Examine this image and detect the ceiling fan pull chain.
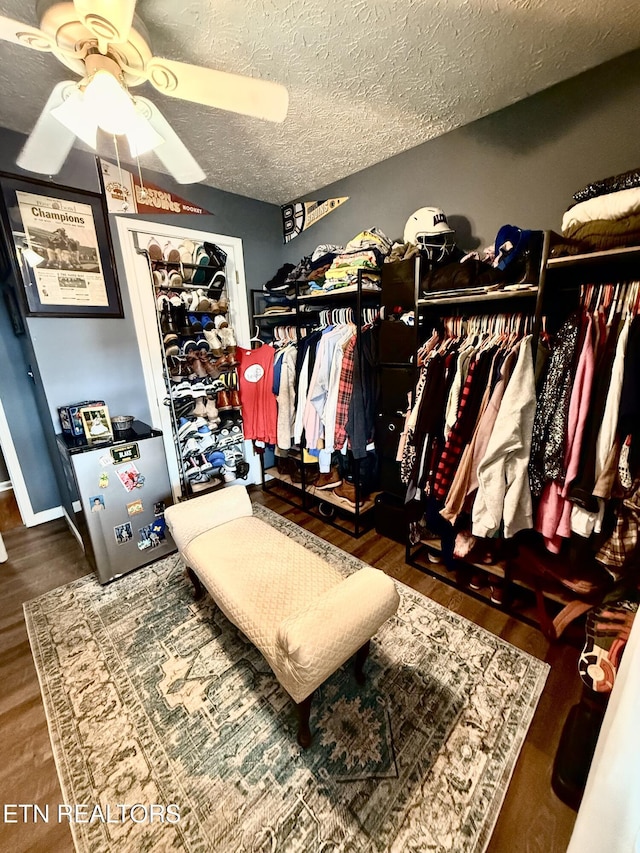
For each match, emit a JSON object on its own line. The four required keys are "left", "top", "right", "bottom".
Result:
{"left": 135, "top": 153, "right": 148, "bottom": 202}
{"left": 112, "top": 134, "right": 129, "bottom": 212}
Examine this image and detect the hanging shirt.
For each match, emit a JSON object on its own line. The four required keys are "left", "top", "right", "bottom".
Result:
{"left": 237, "top": 345, "right": 278, "bottom": 444}
{"left": 472, "top": 336, "right": 536, "bottom": 539}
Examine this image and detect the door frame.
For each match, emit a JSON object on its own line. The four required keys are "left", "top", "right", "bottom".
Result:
{"left": 0, "top": 398, "right": 65, "bottom": 526}
{"left": 114, "top": 217, "right": 257, "bottom": 499}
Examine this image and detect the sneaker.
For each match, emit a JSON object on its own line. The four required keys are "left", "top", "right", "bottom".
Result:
{"left": 185, "top": 457, "right": 201, "bottom": 478}
{"left": 178, "top": 417, "right": 198, "bottom": 439}
{"left": 172, "top": 380, "right": 193, "bottom": 398}
{"left": 221, "top": 465, "right": 236, "bottom": 483}
{"left": 192, "top": 245, "right": 210, "bottom": 286}
{"left": 188, "top": 314, "right": 203, "bottom": 333}
{"left": 198, "top": 453, "right": 213, "bottom": 471}
{"left": 190, "top": 381, "right": 207, "bottom": 398}
{"left": 207, "top": 450, "right": 226, "bottom": 469}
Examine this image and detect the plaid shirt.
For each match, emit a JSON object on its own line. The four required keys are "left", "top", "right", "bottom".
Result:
{"left": 597, "top": 480, "right": 640, "bottom": 575}
{"left": 334, "top": 336, "right": 356, "bottom": 451}
{"left": 433, "top": 358, "right": 478, "bottom": 500}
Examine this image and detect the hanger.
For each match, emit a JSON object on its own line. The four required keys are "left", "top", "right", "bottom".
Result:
{"left": 249, "top": 326, "right": 264, "bottom": 347}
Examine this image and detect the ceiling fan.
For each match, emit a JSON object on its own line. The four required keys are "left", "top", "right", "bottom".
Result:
{"left": 0, "top": 0, "right": 289, "bottom": 183}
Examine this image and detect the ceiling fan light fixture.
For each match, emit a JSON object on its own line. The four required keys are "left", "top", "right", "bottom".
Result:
{"left": 84, "top": 68, "right": 138, "bottom": 136}
{"left": 126, "top": 111, "right": 165, "bottom": 157}
{"left": 50, "top": 87, "right": 99, "bottom": 149}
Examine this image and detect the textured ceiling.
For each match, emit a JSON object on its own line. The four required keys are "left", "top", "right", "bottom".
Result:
{"left": 1, "top": 0, "right": 640, "bottom": 203}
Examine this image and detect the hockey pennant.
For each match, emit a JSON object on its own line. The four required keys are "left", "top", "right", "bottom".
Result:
{"left": 99, "top": 159, "right": 212, "bottom": 216}
{"left": 281, "top": 197, "right": 348, "bottom": 243}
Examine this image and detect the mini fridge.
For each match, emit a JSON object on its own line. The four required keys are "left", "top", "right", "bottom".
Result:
{"left": 56, "top": 421, "right": 176, "bottom": 583}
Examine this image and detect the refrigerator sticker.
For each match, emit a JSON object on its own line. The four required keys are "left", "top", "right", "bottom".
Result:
{"left": 115, "top": 463, "right": 144, "bottom": 492}
{"left": 99, "top": 472, "right": 109, "bottom": 488}
{"left": 114, "top": 522, "right": 133, "bottom": 544}
{"left": 153, "top": 501, "right": 166, "bottom": 516}
{"left": 90, "top": 495, "right": 105, "bottom": 512}
{"left": 126, "top": 499, "right": 144, "bottom": 516}
{"left": 99, "top": 454, "right": 113, "bottom": 467}
{"left": 111, "top": 443, "right": 140, "bottom": 464}
{"left": 138, "top": 518, "right": 166, "bottom": 550}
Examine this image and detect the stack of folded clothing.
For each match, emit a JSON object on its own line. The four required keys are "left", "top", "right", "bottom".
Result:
{"left": 315, "top": 228, "right": 392, "bottom": 293}
{"left": 562, "top": 168, "right": 640, "bottom": 251}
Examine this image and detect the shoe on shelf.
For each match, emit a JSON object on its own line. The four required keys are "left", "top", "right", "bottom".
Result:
{"left": 188, "top": 314, "right": 203, "bottom": 333}
{"left": 203, "top": 328, "right": 224, "bottom": 356}
{"left": 334, "top": 480, "right": 365, "bottom": 507}
{"left": 163, "top": 334, "right": 180, "bottom": 357}
{"left": 468, "top": 572, "right": 486, "bottom": 591}
{"left": 217, "top": 390, "right": 232, "bottom": 411}
{"left": 315, "top": 467, "right": 342, "bottom": 490}
{"left": 192, "top": 398, "right": 207, "bottom": 419}
{"left": 178, "top": 417, "right": 198, "bottom": 439}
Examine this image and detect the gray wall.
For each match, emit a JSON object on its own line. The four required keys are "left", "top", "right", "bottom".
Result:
{"left": 280, "top": 49, "right": 640, "bottom": 263}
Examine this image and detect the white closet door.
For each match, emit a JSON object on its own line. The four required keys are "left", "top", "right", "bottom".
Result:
{"left": 114, "top": 217, "right": 259, "bottom": 499}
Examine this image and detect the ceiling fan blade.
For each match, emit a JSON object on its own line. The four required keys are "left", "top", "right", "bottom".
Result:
{"left": 146, "top": 57, "right": 289, "bottom": 123}
{"left": 0, "top": 14, "right": 55, "bottom": 52}
{"left": 134, "top": 97, "right": 206, "bottom": 185}
{"left": 16, "top": 82, "right": 79, "bottom": 175}
{"left": 73, "top": 0, "right": 137, "bottom": 46}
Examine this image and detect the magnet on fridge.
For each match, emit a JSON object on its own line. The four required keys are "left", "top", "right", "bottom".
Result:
{"left": 99, "top": 472, "right": 109, "bottom": 488}
{"left": 114, "top": 522, "right": 133, "bottom": 544}
{"left": 90, "top": 495, "right": 105, "bottom": 512}
{"left": 127, "top": 499, "right": 144, "bottom": 516}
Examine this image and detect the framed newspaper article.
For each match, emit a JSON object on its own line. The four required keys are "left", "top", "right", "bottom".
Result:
{"left": 0, "top": 173, "right": 123, "bottom": 318}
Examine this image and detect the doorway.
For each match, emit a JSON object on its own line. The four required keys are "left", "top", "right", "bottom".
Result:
{"left": 114, "top": 218, "right": 260, "bottom": 499}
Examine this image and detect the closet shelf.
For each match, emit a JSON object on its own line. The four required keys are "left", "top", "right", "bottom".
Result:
{"left": 418, "top": 285, "right": 538, "bottom": 307}
{"left": 297, "top": 284, "right": 381, "bottom": 302}
{"left": 253, "top": 309, "right": 320, "bottom": 319}
{"left": 141, "top": 251, "right": 227, "bottom": 273}
{"left": 155, "top": 282, "right": 225, "bottom": 294}
{"left": 547, "top": 244, "right": 640, "bottom": 269}
{"left": 264, "top": 467, "right": 378, "bottom": 514}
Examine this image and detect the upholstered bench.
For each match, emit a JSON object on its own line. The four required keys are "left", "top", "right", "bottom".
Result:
{"left": 164, "top": 485, "right": 399, "bottom": 746}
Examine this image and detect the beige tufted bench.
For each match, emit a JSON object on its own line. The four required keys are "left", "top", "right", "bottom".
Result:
{"left": 164, "top": 485, "right": 399, "bottom": 746}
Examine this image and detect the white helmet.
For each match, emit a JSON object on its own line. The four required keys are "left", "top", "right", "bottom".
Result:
{"left": 404, "top": 207, "right": 456, "bottom": 263}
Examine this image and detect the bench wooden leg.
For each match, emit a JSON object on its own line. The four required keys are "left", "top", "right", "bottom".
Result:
{"left": 354, "top": 640, "right": 371, "bottom": 685}
{"left": 296, "top": 693, "right": 314, "bottom": 748}
{"left": 186, "top": 567, "right": 205, "bottom": 600}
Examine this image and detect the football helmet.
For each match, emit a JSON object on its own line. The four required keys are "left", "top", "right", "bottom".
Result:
{"left": 404, "top": 207, "right": 457, "bottom": 264}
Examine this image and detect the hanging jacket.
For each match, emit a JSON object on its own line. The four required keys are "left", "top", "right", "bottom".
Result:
{"left": 472, "top": 336, "right": 536, "bottom": 539}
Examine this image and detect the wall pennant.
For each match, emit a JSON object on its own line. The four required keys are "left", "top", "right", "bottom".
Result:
{"left": 281, "top": 198, "right": 348, "bottom": 243}
{"left": 99, "top": 159, "right": 212, "bottom": 216}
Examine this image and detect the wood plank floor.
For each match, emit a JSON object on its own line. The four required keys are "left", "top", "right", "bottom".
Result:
{"left": 0, "top": 487, "right": 583, "bottom": 852}
{"left": 0, "top": 488, "right": 23, "bottom": 533}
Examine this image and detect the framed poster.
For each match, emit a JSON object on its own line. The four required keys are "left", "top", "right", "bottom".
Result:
{"left": 0, "top": 173, "right": 123, "bottom": 318}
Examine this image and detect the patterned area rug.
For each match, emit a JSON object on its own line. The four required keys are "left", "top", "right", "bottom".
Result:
{"left": 25, "top": 505, "right": 549, "bottom": 852}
